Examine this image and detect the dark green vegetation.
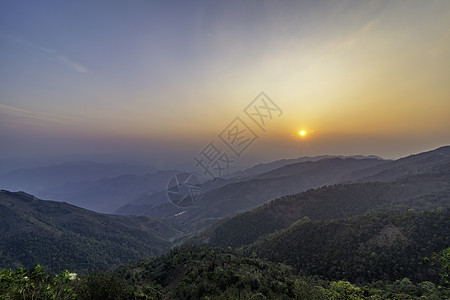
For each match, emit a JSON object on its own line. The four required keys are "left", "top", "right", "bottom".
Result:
{"left": 0, "top": 265, "right": 136, "bottom": 300}
{"left": 117, "top": 246, "right": 450, "bottom": 299}
{"left": 432, "top": 247, "right": 450, "bottom": 285}
{"left": 2, "top": 248, "right": 449, "bottom": 299}
{"left": 248, "top": 209, "right": 450, "bottom": 283}
{"left": 201, "top": 159, "right": 450, "bottom": 248}
{"left": 0, "top": 190, "right": 181, "bottom": 273}
{"left": 115, "top": 246, "right": 450, "bottom": 299}
{"left": 0, "top": 265, "right": 78, "bottom": 300}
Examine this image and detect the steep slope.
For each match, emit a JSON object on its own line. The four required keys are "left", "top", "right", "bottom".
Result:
{"left": 201, "top": 162, "right": 450, "bottom": 248}
{"left": 117, "top": 246, "right": 313, "bottom": 299}
{"left": 0, "top": 190, "right": 181, "bottom": 273}
{"left": 247, "top": 209, "right": 450, "bottom": 283}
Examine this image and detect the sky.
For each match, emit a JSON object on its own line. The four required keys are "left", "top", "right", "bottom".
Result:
{"left": 1, "top": 0, "right": 450, "bottom": 171}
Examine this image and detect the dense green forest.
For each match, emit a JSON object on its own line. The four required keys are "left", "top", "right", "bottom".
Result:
{"left": 2, "top": 196, "right": 449, "bottom": 298}
{"left": 1, "top": 198, "right": 450, "bottom": 298}
{"left": 0, "top": 190, "right": 180, "bottom": 273}
{"left": 2, "top": 246, "right": 449, "bottom": 299}
{"left": 247, "top": 209, "right": 450, "bottom": 283}
{"left": 203, "top": 167, "right": 450, "bottom": 248}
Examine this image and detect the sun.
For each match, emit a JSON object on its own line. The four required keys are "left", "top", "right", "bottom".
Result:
{"left": 292, "top": 128, "right": 312, "bottom": 142}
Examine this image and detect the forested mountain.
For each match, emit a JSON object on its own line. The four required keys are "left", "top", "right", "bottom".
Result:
{"left": 1, "top": 147, "right": 450, "bottom": 299}
{"left": 248, "top": 209, "right": 450, "bottom": 283}
{"left": 113, "top": 245, "right": 449, "bottom": 299}
{"left": 0, "top": 190, "right": 181, "bottom": 273}
{"left": 117, "top": 146, "right": 450, "bottom": 238}
{"left": 194, "top": 151, "right": 450, "bottom": 247}
{"left": 5, "top": 246, "right": 448, "bottom": 299}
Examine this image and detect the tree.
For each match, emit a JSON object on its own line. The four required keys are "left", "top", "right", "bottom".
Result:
{"left": 325, "top": 281, "right": 363, "bottom": 300}
{"left": 0, "top": 265, "right": 77, "bottom": 300}
{"left": 432, "top": 247, "right": 450, "bottom": 286}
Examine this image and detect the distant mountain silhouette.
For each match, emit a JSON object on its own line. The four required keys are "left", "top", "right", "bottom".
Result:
{"left": 226, "top": 154, "right": 384, "bottom": 179}
{"left": 343, "top": 145, "right": 450, "bottom": 182}
{"left": 0, "top": 161, "right": 156, "bottom": 194}
{"left": 39, "top": 170, "right": 180, "bottom": 213}
{"left": 118, "top": 157, "right": 386, "bottom": 234}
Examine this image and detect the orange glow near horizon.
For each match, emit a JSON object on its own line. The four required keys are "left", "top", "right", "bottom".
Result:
{"left": 1, "top": 1, "right": 449, "bottom": 160}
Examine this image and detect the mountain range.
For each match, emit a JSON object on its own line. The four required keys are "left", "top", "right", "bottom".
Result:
{"left": 0, "top": 189, "right": 180, "bottom": 273}
{"left": 118, "top": 146, "right": 450, "bottom": 238}
{"left": 195, "top": 146, "right": 450, "bottom": 247}
{"left": 117, "top": 157, "right": 387, "bottom": 233}
{"left": 1, "top": 145, "right": 449, "bottom": 282}
{"left": 0, "top": 162, "right": 179, "bottom": 213}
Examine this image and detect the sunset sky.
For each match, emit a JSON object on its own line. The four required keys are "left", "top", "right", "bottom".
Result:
{"left": 1, "top": 0, "right": 450, "bottom": 170}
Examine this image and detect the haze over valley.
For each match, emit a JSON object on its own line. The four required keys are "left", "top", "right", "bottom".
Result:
{"left": 1, "top": 1, "right": 450, "bottom": 299}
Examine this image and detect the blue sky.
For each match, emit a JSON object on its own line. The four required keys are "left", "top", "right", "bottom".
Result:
{"left": 1, "top": 0, "right": 450, "bottom": 168}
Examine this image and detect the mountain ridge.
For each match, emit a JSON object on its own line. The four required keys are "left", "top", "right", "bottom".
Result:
{"left": 196, "top": 149, "right": 450, "bottom": 248}
{"left": 117, "top": 157, "right": 387, "bottom": 234}
{"left": 0, "top": 190, "right": 181, "bottom": 273}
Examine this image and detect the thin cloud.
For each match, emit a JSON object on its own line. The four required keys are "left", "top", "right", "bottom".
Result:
{"left": 0, "top": 103, "right": 82, "bottom": 126}
{"left": 14, "top": 38, "right": 89, "bottom": 73}
{"left": 54, "top": 54, "right": 88, "bottom": 73}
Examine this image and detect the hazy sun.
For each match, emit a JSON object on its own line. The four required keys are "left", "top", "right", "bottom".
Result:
{"left": 298, "top": 130, "right": 306, "bottom": 137}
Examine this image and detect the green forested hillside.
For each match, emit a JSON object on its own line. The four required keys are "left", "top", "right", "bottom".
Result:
{"left": 2, "top": 246, "right": 449, "bottom": 299}
{"left": 114, "top": 246, "right": 449, "bottom": 299}
{"left": 247, "top": 209, "right": 450, "bottom": 283}
{"left": 0, "top": 190, "right": 181, "bottom": 273}
{"left": 202, "top": 165, "right": 450, "bottom": 248}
